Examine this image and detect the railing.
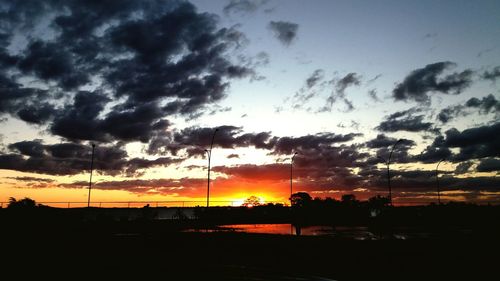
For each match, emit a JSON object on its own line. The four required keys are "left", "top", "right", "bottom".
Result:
{"left": 0, "top": 200, "right": 286, "bottom": 208}
{"left": 1, "top": 200, "right": 498, "bottom": 208}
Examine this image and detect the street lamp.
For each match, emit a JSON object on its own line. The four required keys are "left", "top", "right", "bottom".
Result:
{"left": 378, "top": 139, "right": 403, "bottom": 206}
{"left": 205, "top": 128, "right": 218, "bottom": 208}
{"left": 436, "top": 158, "right": 445, "bottom": 205}
{"left": 290, "top": 152, "right": 298, "bottom": 205}
{"left": 87, "top": 143, "right": 95, "bottom": 208}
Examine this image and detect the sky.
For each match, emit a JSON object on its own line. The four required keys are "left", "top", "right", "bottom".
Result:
{"left": 0, "top": 0, "right": 499, "bottom": 206}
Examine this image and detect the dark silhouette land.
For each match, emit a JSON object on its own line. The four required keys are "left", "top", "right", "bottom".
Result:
{"left": 1, "top": 195, "right": 499, "bottom": 280}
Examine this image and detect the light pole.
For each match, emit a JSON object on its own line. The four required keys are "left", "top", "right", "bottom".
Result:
{"left": 290, "top": 152, "right": 298, "bottom": 205}
{"left": 87, "top": 143, "right": 95, "bottom": 208}
{"left": 205, "top": 128, "right": 218, "bottom": 208}
{"left": 436, "top": 158, "right": 445, "bottom": 205}
{"left": 378, "top": 139, "right": 403, "bottom": 206}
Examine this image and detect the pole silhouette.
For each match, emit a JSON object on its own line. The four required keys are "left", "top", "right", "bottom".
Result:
{"left": 290, "top": 152, "right": 298, "bottom": 205}
{"left": 436, "top": 158, "right": 445, "bottom": 205}
{"left": 378, "top": 139, "right": 403, "bottom": 206}
{"left": 205, "top": 128, "right": 218, "bottom": 208}
{"left": 87, "top": 143, "right": 95, "bottom": 208}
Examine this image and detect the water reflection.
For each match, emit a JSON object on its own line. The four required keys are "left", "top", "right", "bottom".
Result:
{"left": 186, "top": 224, "right": 383, "bottom": 239}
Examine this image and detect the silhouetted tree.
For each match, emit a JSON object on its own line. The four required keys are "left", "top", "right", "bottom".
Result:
{"left": 341, "top": 194, "right": 358, "bottom": 206}
{"left": 290, "top": 192, "right": 312, "bottom": 208}
{"left": 242, "top": 196, "right": 261, "bottom": 207}
{"left": 7, "top": 197, "right": 36, "bottom": 209}
{"left": 368, "top": 195, "right": 390, "bottom": 209}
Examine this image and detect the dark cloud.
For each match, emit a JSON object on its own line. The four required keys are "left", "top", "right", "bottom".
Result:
{"left": 59, "top": 177, "right": 205, "bottom": 195}
{"left": 0, "top": 73, "right": 50, "bottom": 117}
{"left": 465, "top": 94, "right": 500, "bottom": 113}
{"left": 357, "top": 168, "right": 458, "bottom": 194}
{"left": 291, "top": 69, "right": 325, "bottom": 109}
{"left": 227, "top": 153, "right": 239, "bottom": 159}
{"left": 438, "top": 94, "right": 499, "bottom": 123}
{"left": 164, "top": 125, "right": 276, "bottom": 157}
{"left": 393, "top": 62, "right": 474, "bottom": 103}
{"left": 270, "top": 133, "right": 362, "bottom": 156}
{"left": 5, "top": 176, "right": 54, "bottom": 183}
{"left": 437, "top": 105, "right": 464, "bottom": 123}
{"left": 50, "top": 91, "right": 111, "bottom": 141}
{"left": 454, "top": 161, "right": 473, "bottom": 174}
{"left": 366, "top": 134, "right": 415, "bottom": 149}
{"left": 376, "top": 109, "right": 437, "bottom": 133}
{"left": 367, "top": 89, "right": 380, "bottom": 102}
{"left": 481, "top": 66, "right": 500, "bottom": 82}
{"left": 268, "top": 21, "right": 299, "bottom": 46}
{"left": 18, "top": 40, "right": 89, "bottom": 90}
{"left": 417, "top": 122, "right": 500, "bottom": 163}
{"left": 414, "top": 135, "right": 452, "bottom": 163}
{"left": 156, "top": 125, "right": 362, "bottom": 168}
{"left": 445, "top": 122, "right": 500, "bottom": 160}
{"left": 377, "top": 115, "right": 435, "bottom": 133}
{"left": 305, "top": 69, "right": 325, "bottom": 89}
{"left": 223, "top": 0, "right": 269, "bottom": 16}
{"left": 322, "top": 73, "right": 361, "bottom": 112}
{"left": 99, "top": 104, "right": 169, "bottom": 143}
{"left": 0, "top": 0, "right": 253, "bottom": 147}
{"left": 379, "top": 171, "right": 500, "bottom": 193}
{"left": 476, "top": 158, "right": 500, "bottom": 172}
{"left": 212, "top": 164, "right": 289, "bottom": 181}
{"left": 17, "top": 103, "right": 57, "bottom": 125}
{"left": 0, "top": 139, "right": 182, "bottom": 176}
{"left": 8, "top": 140, "right": 45, "bottom": 157}
{"left": 371, "top": 137, "right": 415, "bottom": 165}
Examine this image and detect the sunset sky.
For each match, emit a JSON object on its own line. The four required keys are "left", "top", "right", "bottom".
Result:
{"left": 0, "top": 0, "right": 499, "bottom": 206}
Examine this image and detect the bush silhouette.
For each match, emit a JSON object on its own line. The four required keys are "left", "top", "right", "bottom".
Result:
{"left": 7, "top": 197, "right": 37, "bottom": 209}
{"left": 242, "top": 196, "right": 261, "bottom": 207}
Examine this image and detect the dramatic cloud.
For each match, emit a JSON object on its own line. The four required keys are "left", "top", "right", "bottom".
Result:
{"left": 476, "top": 158, "right": 500, "bottom": 172}
{"left": 159, "top": 125, "right": 276, "bottom": 157}
{"left": 59, "top": 177, "right": 205, "bottom": 196}
{"left": 270, "top": 132, "right": 362, "bottom": 156}
{"left": 268, "top": 21, "right": 299, "bottom": 46}
{"left": 0, "top": 0, "right": 253, "bottom": 148}
{"left": 0, "top": 140, "right": 182, "bottom": 176}
{"left": 380, "top": 171, "right": 500, "bottom": 193}
{"left": 465, "top": 94, "right": 500, "bottom": 113}
{"left": 437, "top": 94, "right": 499, "bottom": 123}
{"left": 213, "top": 163, "right": 290, "bottom": 181}
{"left": 165, "top": 125, "right": 362, "bottom": 159}
{"left": 454, "top": 161, "right": 473, "bottom": 174}
{"left": 445, "top": 122, "right": 500, "bottom": 161}
{"left": 437, "top": 105, "right": 464, "bottom": 123}
{"left": 417, "top": 122, "right": 500, "bottom": 163}
{"left": 366, "top": 134, "right": 415, "bottom": 149}
{"left": 6, "top": 176, "right": 54, "bottom": 183}
{"left": 376, "top": 109, "right": 437, "bottom": 133}
{"left": 393, "top": 62, "right": 474, "bottom": 103}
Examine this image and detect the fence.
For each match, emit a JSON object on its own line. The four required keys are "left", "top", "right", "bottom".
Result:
{"left": 0, "top": 200, "right": 288, "bottom": 208}
{"left": 1, "top": 200, "right": 498, "bottom": 209}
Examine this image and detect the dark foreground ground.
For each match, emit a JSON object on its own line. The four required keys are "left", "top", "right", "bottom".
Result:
{"left": 2, "top": 222, "right": 498, "bottom": 281}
